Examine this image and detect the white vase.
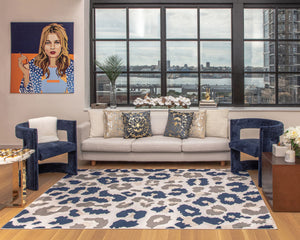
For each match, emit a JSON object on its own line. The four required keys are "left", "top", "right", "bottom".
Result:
{"left": 285, "top": 150, "right": 295, "bottom": 163}
{"left": 110, "top": 82, "right": 117, "bottom": 109}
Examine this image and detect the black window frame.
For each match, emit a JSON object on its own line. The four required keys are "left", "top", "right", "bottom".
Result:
{"left": 90, "top": 0, "right": 300, "bottom": 107}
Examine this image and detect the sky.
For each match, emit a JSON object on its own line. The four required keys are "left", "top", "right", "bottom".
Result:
{"left": 95, "top": 8, "right": 266, "bottom": 68}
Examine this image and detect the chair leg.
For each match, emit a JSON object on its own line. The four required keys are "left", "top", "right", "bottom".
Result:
{"left": 231, "top": 149, "right": 243, "bottom": 173}
{"left": 26, "top": 155, "right": 39, "bottom": 191}
{"left": 67, "top": 151, "right": 77, "bottom": 175}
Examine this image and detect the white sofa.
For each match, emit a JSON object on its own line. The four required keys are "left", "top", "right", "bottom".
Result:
{"left": 77, "top": 108, "right": 230, "bottom": 165}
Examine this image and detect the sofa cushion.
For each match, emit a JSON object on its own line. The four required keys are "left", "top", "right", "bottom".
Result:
{"left": 182, "top": 137, "right": 230, "bottom": 152}
{"left": 132, "top": 135, "right": 182, "bottom": 152}
{"left": 123, "top": 111, "right": 152, "bottom": 139}
{"left": 150, "top": 111, "right": 169, "bottom": 135}
{"left": 104, "top": 110, "right": 124, "bottom": 138}
{"left": 88, "top": 109, "right": 104, "bottom": 137}
{"left": 164, "top": 110, "right": 194, "bottom": 139}
{"left": 189, "top": 110, "right": 206, "bottom": 138}
{"left": 81, "top": 137, "right": 135, "bottom": 152}
{"left": 206, "top": 109, "right": 229, "bottom": 138}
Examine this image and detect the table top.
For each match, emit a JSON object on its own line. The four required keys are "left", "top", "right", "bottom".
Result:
{"left": 262, "top": 152, "right": 300, "bottom": 165}
{"left": 0, "top": 148, "right": 34, "bottom": 165}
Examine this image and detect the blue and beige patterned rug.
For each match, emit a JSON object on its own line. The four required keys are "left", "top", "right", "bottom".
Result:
{"left": 3, "top": 169, "right": 276, "bottom": 229}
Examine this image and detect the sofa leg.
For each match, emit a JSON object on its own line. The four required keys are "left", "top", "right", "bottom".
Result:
{"left": 91, "top": 160, "right": 96, "bottom": 166}
{"left": 220, "top": 161, "right": 226, "bottom": 166}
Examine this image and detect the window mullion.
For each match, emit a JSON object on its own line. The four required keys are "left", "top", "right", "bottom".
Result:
{"left": 232, "top": 2, "right": 244, "bottom": 105}
{"left": 161, "top": 6, "right": 167, "bottom": 96}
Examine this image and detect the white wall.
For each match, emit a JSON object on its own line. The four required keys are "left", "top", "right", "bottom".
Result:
{"left": 1, "top": 0, "right": 300, "bottom": 146}
{"left": 0, "top": 0, "right": 90, "bottom": 145}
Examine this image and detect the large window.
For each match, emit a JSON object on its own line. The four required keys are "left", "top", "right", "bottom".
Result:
{"left": 244, "top": 8, "right": 300, "bottom": 105}
{"left": 91, "top": 1, "right": 300, "bottom": 106}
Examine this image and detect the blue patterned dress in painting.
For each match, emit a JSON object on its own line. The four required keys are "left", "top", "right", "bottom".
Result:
{"left": 19, "top": 58, "right": 74, "bottom": 93}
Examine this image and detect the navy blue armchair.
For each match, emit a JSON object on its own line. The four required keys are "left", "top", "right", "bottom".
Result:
{"left": 15, "top": 119, "right": 77, "bottom": 190}
{"left": 229, "top": 118, "right": 284, "bottom": 187}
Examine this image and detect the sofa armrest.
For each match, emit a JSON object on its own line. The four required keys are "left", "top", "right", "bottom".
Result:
{"left": 77, "top": 121, "right": 90, "bottom": 160}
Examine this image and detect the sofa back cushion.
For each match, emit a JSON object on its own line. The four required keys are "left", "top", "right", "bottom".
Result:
{"left": 150, "top": 111, "right": 169, "bottom": 135}
{"left": 88, "top": 109, "right": 104, "bottom": 137}
{"left": 206, "top": 109, "right": 229, "bottom": 138}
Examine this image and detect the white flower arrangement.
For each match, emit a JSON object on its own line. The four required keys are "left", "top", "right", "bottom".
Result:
{"left": 133, "top": 95, "right": 191, "bottom": 109}
{"left": 283, "top": 126, "right": 300, "bottom": 156}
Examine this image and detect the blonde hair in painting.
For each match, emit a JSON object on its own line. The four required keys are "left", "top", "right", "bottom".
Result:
{"left": 34, "top": 23, "right": 70, "bottom": 78}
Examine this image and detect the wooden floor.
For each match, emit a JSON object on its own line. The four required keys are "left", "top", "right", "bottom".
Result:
{"left": 0, "top": 156, "right": 299, "bottom": 240}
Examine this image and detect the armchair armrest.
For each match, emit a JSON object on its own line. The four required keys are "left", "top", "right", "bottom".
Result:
{"left": 57, "top": 119, "right": 77, "bottom": 143}
{"left": 15, "top": 122, "right": 38, "bottom": 150}
{"left": 260, "top": 122, "right": 284, "bottom": 152}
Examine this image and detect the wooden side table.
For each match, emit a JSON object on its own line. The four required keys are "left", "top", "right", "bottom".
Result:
{"left": 262, "top": 152, "right": 300, "bottom": 212}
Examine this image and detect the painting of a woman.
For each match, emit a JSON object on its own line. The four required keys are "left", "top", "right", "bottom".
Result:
{"left": 18, "top": 23, "right": 74, "bottom": 93}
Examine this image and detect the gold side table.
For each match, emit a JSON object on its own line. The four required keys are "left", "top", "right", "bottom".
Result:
{"left": 0, "top": 148, "right": 34, "bottom": 208}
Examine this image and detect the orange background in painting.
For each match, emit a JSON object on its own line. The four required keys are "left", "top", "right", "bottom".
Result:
{"left": 10, "top": 53, "right": 74, "bottom": 93}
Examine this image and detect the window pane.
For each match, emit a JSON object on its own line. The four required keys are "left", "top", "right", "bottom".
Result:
{"left": 200, "top": 41, "right": 231, "bottom": 71}
{"left": 167, "top": 73, "right": 198, "bottom": 104}
{"left": 96, "top": 73, "right": 127, "bottom": 104}
{"left": 129, "top": 41, "right": 160, "bottom": 71}
{"left": 96, "top": 41, "right": 127, "bottom": 71}
{"left": 200, "top": 9, "right": 231, "bottom": 39}
{"left": 167, "top": 41, "right": 197, "bottom": 71}
{"left": 244, "top": 73, "right": 275, "bottom": 104}
{"left": 278, "top": 9, "right": 300, "bottom": 39}
{"left": 279, "top": 74, "right": 300, "bottom": 104}
{"left": 166, "top": 8, "right": 197, "bottom": 39}
{"left": 245, "top": 41, "right": 272, "bottom": 72}
{"left": 95, "top": 9, "right": 126, "bottom": 39}
{"left": 129, "top": 9, "right": 160, "bottom": 39}
{"left": 129, "top": 74, "right": 161, "bottom": 103}
{"left": 200, "top": 73, "right": 232, "bottom": 104}
{"left": 244, "top": 9, "right": 275, "bottom": 39}
{"left": 278, "top": 42, "right": 300, "bottom": 72}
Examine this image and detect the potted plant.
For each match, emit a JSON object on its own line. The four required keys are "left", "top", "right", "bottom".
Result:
{"left": 96, "top": 55, "right": 123, "bottom": 109}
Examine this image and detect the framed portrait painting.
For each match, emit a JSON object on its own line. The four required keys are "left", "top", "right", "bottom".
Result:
{"left": 10, "top": 22, "right": 74, "bottom": 94}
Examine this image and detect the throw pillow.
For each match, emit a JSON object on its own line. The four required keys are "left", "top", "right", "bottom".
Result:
{"left": 206, "top": 109, "right": 229, "bottom": 138}
{"left": 122, "top": 111, "right": 152, "bottom": 139}
{"left": 164, "top": 110, "right": 194, "bottom": 139}
{"left": 103, "top": 110, "right": 124, "bottom": 138}
{"left": 88, "top": 109, "right": 104, "bottom": 137}
{"left": 189, "top": 110, "right": 206, "bottom": 138}
{"left": 28, "top": 116, "right": 59, "bottom": 143}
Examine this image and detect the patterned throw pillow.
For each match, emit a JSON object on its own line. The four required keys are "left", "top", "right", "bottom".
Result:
{"left": 164, "top": 110, "right": 194, "bottom": 139}
{"left": 189, "top": 110, "right": 206, "bottom": 138}
{"left": 122, "top": 111, "right": 153, "bottom": 139}
{"left": 103, "top": 110, "right": 124, "bottom": 138}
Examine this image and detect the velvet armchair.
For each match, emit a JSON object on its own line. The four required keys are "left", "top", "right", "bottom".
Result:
{"left": 15, "top": 119, "right": 78, "bottom": 190}
{"left": 229, "top": 118, "right": 284, "bottom": 187}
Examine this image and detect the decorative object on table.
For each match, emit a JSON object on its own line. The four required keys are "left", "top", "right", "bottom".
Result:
{"left": 285, "top": 149, "right": 295, "bottom": 163}
{"left": 3, "top": 169, "right": 277, "bottom": 230}
{"left": 96, "top": 55, "right": 123, "bottom": 109}
{"left": 133, "top": 94, "right": 191, "bottom": 109}
{"left": 229, "top": 118, "right": 284, "bottom": 187}
{"left": 15, "top": 117, "right": 77, "bottom": 190}
{"left": 90, "top": 103, "right": 108, "bottom": 109}
{"left": 283, "top": 126, "right": 300, "bottom": 157}
{"left": 199, "top": 88, "right": 217, "bottom": 108}
{"left": 272, "top": 143, "right": 289, "bottom": 157}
